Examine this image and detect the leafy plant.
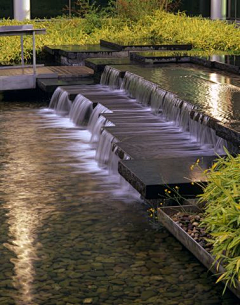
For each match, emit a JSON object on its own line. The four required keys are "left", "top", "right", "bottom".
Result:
{"left": 63, "top": 0, "right": 97, "bottom": 18}
{"left": 1, "top": 10, "right": 240, "bottom": 65}
{"left": 115, "top": 0, "right": 179, "bottom": 21}
{"left": 199, "top": 151, "right": 240, "bottom": 292}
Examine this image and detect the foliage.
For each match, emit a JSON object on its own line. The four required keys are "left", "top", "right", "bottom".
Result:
{"left": 1, "top": 10, "right": 240, "bottom": 64}
{"left": 63, "top": 0, "right": 93, "bottom": 18}
{"left": 199, "top": 151, "right": 240, "bottom": 291}
{"left": 115, "top": 0, "right": 179, "bottom": 21}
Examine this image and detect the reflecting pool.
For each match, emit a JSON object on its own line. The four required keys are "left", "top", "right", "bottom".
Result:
{"left": 0, "top": 101, "right": 238, "bottom": 305}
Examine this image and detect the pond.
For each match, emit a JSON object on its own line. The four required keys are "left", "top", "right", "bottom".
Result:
{"left": 0, "top": 99, "right": 238, "bottom": 305}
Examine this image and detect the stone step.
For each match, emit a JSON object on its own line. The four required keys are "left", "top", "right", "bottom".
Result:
{"left": 118, "top": 156, "right": 217, "bottom": 199}
{"left": 85, "top": 58, "right": 133, "bottom": 72}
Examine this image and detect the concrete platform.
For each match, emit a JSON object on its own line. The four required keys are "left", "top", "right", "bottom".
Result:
{"left": 44, "top": 44, "right": 115, "bottom": 55}
{"left": 130, "top": 51, "right": 191, "bottom": 64}
{"left": 118, "top": 156, "right": 217, "bottom": 199}
{"left": 85, "top": 58, "right": 133, "bottom": 72}
{"left": 100, "top": 40, "right": 193, "bottom": 52}
{"left": 114, "top": 141, "right": 213, "bottom": 160}
{"left": 37, "top": 78, "right": 95, "bottom": 93}
{"left": 44, "top": 44, "right": 128, "bottom": 66}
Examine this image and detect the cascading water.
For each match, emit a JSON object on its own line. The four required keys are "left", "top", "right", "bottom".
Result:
{"left": 178, "top": 101, "right": 196, "bottom": 132}
{"left": 100, "top": 65, "right": 123, "bottom": 89}
{"left": 150, "top": 88, "right": 167, "bottom": 114}
{"left": 118, "top": 69, "right": 229, "bottom": 153}
{"left": 122, "top": 73, "right": 158, "bottom": 106}
{"left": 189, "top": 113, "right": 228, "bottom": 151}
{"left": 95, "top": 129, "right": 117, "bottom": 168}
{"left": 121, "top": 72, "right": 141, "bottom": 98}
{"left": 87, "top": 104, "right": 113, "bottom": 143}
{"left": 90, "top": 116, "right": 114, "bottom": 144}
{"left": 69, "top": 94, "right": 93, "bottom": 126}
{"left": 161, "top": 92, "right": 183, "bottom": 124}
{"left": 48, "top": 64, "right": 236, "bottom": 184}
{"left": 56, "top": 91, "right": 72, "bottom": 115}
{"left": 49, "top": 87, "right": 72, "bottom": 115}
{"left": 49, "top": 86, "right": 63, "bottom": 109}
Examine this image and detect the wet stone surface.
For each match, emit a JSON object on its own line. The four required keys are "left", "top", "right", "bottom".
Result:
{"left": 0, "top": 101, "right": 238, "bottom": 304}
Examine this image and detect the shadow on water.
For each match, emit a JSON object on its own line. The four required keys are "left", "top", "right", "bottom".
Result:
{"left": 0, "top": 99, "right": 238, "bottom": 305}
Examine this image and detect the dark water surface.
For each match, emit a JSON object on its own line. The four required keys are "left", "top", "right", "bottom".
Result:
{"left": 114, "top": 64, "right": 240, "bottom": 128}
{"left": 0, "top": 101, "right": 238, "bottom": 305}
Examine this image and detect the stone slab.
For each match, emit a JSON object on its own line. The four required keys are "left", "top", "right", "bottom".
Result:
{"left": 130, "top": 52, "right": 191, "bottom": 64}
{"left": 114, "top": 141, "right": 214, "bottom": 160}
{"left": 44, "top": 44, "right": 116, "bottom": 55}
{"left": 118, "top": 156, "right": 217, "bottom": 199}
{"left": 85, "top": 58, "right": 133, "bottom": 72}
{"left": 100, "top": 40, "right": 193, "bottom": 52}
{"left": 37, "top": 78, "right": 95, "bottom": 93}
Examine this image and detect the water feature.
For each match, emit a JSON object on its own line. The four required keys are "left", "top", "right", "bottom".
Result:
{"left": 49, "top": 87, "right": 72, "bottom": 115}
{"left": 102, "top": 66, "right": 229, "bottom": 153}
{"left": 0, "top": 93, "right": 238, "bottom": 304}
{"left": 99, "top": 66, "right": 123, "bottom": 89}
{"left": 69, "top": 94, "right": 93, "bottom": 126}
{"left": 111, "top": 63, "right": 240, "bottom": 129}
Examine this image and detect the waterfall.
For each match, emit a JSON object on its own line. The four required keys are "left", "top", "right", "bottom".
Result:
{"left": 150, "top": 88, "right": 167, "bottom": 114}
{"left": 189, "top": 112, "right": 228, "bottom": 152}
{"left": 56, "top": 91, "right": 72, "bottom": 115}
{"left": 146, "top": 81, "right": 226, "bottom": 151}
{"left": 121, "top": 72, "right": 142, "bottom": 99}
{"left": 90, "top": 116, "right": 114, "bottom": 143}
{"left": 121, "top": 72, "right": 160, "bottom": 106}
{"left": 88, "top": 104, "right": 111, "bottom": 133}
{"left": 48, "top": 67, "right": 234, "bottom": 181}
{"left": 100, "top": 66, "right": 123, "bottom": 89}
{"left": 49, "top": 87, "right": 64, "bottom": 109}
{"left": 87, "top": 104, "right": 113, "bottom": 142}
{"left": 49, "top": 87, "right": 72, "bottom": 115}
{"left": 178, "top": 101, "right": 196, "bottom": 132}
{"left": 95, "top": 129, "right": 117, "bottom": 168}
{"left": 69, "top": 94, "right": 93, "bottom": 126}
{"left": 161, "top": 92, "right": 183, "bottom": 123}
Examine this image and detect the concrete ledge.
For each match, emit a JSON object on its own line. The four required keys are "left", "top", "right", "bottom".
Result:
{"left": 0, "top": 75, "right": 36, "bottom": 90}
{"left": 130, "top": 52, "right": 191, "bottom": 64}
{"left": 118, "top": 156, "right": 218, "bottom": 199}
{"left": 85, "top": 58, "right": 132, "bottom": 72}
{"left": 37, "top": 78, "right": 95, "bottom": 93}
{"left": 100, "top": 40, "right": 193, "bottom": 52}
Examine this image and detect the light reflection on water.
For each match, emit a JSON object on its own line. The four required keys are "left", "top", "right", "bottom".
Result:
{"left": 0, "top": 102, "right": 238, "bottom": 304}
{"left": 114, "top": 64, "right": 240, "bottom": 127}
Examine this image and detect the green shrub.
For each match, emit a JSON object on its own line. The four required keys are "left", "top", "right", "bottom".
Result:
{"left": 115, "top": 0, "right": 177, "bottom": 21}
{"left": 199, "top": 151, "right": 240, "bottom": 292}
{"left": 1, "top": 10, "right": 240, "bottom": 64}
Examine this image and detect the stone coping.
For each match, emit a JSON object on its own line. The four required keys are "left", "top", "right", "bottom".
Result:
{"left": 85, "top": 58, "right": 133, "bottom": 72}
{"left": 118, "top": 156, "right": 217, "bottom": 199}
{"left": 100, "top": 40, "right": 192, "bottom": 52}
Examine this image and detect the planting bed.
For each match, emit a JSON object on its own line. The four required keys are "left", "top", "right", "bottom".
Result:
{"left": 158, "top": 206, "right": 240, "bottom": 299}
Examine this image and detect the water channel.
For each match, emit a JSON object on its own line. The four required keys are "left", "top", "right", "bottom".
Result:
{"left": 112, "top": 63, "right": 240, "bottom": 127}
{"left": 0, "top": 94, "right": 238, "bottom": 305}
